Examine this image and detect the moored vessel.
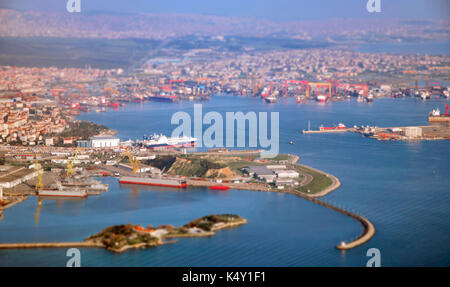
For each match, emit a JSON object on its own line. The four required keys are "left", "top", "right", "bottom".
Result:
{"left": 119, "top": 176, "right": 187, "bottom": 188}
{"left": 209, "top": 185, "right": 230, "bottom": 190}
{"left": 37, "top": 189, "right": 88, "bottom": 198}
{"left": 316, "top": 95, "right": 327, "bottom": 102}
{"left": 429, "top": 103, "right": 450, "bottom": 122}
{"left": 320, "top": 123, "right": 347, "bottom": 131}
{"left": 264, "top": 96, "right": 278, "bottom": 103}
{"left": 148, "top": 94, "right": 178, "bottom": 102}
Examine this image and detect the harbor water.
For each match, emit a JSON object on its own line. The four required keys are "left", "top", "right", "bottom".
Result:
{"left": 0, "top": 96, "right": 449, "bottom": 266}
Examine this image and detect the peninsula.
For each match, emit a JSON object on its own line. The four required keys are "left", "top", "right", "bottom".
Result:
{"left": 0, "top": 214, "right": 247, "bottom": 253}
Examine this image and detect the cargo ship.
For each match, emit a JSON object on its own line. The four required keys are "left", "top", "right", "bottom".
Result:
{"left": 316, "top": 95, "right": 327, "bottom": 102}
{"left": 264, "top": 96, "right": 278, "bottom": 103}
{"left": 119, "top": 176, "right": 187, "bottom": 188}
{"left": 429, "top": 104, "right": 450, "bottom": 122}
{"left": 319, "top": 123, "right": 346, "bottom": 131}
{"left": 136, "top": 133, "right": 197, "bottom": 149}
{"left": 209, "top": 185, "right": 230, "bottom": 190}
{"left": 37, "top": 189, "right": 88, "bottom": 198}
{"left": 148, "top": 94, "right": 178, "bottom": 102}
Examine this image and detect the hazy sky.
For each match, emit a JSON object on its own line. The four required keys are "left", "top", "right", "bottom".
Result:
{"left": 0, "top": 0, "right": 448, "bottom": 21}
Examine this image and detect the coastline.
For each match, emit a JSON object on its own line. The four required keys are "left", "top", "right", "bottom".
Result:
{"left": 190, "top": 152, "right": 373, "bottom": 250}
{"left": 178, "top": 153, "right": 374, "bottom": 251}
{"left": 0, "top": 152, "right": 374, "bottom": 253}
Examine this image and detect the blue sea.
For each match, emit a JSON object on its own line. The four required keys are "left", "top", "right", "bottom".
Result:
{"left": 0, "top": 96, "right": 449, "bottom": 266}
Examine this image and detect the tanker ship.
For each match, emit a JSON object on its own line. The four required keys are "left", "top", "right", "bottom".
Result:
{"left": 319, "top": 123, "right": 347, "bottom": 131}
{"left": 119, "top": 176, "right": 187, "bottom": 188}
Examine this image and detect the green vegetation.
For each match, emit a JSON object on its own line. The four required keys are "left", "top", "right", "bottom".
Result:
{"left": 85, "top": 224, "right": 159, "bottom": 251}
{"left": 145, "top": 156, "right": 177, "bottom": 171}
{"left": 295, "top": 166, "right": 332, "bottom": 194}
{"left": 184, "top": 214, "right": 243, "bottom": 231}
{"left": 85, "top": 214, "right": 245, "bottom": 252}
{"left": 166, "top": 155, "right": 227, "bottom": 178}
{"left": 58, "top": 121, "right": 109, "bottom": 140}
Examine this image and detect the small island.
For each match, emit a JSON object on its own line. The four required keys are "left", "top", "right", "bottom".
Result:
{"left": 0, "top": 214, "right": 247, "bottom": 253}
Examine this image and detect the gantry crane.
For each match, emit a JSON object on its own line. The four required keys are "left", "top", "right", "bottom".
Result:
{"left": 283, "top": 80, "right": 309, "bottom": 97}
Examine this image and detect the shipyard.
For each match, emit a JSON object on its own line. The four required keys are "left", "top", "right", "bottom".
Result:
{"left": 0, "top": 1, "right": 449, "bottom": 269}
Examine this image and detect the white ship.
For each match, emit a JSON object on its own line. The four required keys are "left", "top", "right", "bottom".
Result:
{"left": 316, "top": 95, "right": 327, "bottom": 102}
{"left": 136, "top": 133, "right": 197, "bottom": 149}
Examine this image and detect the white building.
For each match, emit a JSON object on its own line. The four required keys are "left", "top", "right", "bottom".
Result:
{"left": 90, "top": 136, "right": 120, "bottom": 148}
{"left": 403, "top": 127, "right": 422, "bottom": 138}
{"left": 274, "top": 170, "right": 299, "bottom": 178}
{"left": 0, "top": 166, "right": 38, "bottom": 189}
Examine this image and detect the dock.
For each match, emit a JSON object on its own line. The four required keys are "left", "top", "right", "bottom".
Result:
{"left": 0, "top": 241, "right": 103, "bottom": 249}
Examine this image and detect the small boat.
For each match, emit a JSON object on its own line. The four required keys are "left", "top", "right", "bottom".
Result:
{"left": 289, "top": 140, "right": 294, "bottom": 145}
{"left": 209, "top": 185, "right": 230, "bottom": 190}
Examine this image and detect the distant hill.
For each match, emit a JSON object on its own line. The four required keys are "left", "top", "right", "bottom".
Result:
{"left": 0, "top": 9, "right": 448, "bottom": 42}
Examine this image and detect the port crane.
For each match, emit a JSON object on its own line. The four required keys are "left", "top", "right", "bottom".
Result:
{"left": 123, "top": 149, "right": 140, "bottom": 174}
{"left": 34, "top": 157, "right": 43, "bottom": 191}
{"left": 66, "top": 149, "right": 79, "bottom": 177}
{"left": 444, "top": 101, "right": 449, "bottom": 116}
{"left": 169, "top": 79, "right": 185, "bottom": 91}
{"left": 326, "top": 79, "right": 340, "bottom": 94}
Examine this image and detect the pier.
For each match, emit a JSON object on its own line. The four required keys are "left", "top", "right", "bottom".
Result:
{"left": 0, "top": 241, "right": 103, "bottom": 249}
{"left": 283, "top": 190, "right": 375, "bottom": 250}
